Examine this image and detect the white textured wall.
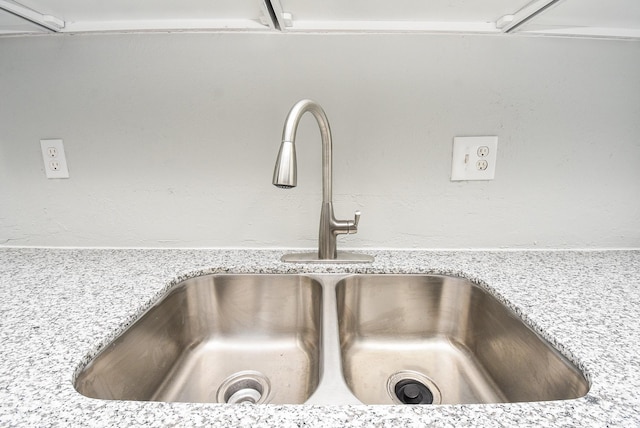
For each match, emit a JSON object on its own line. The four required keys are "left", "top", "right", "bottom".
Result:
{"left": 1, "top": 33, "right": 639, "bottom": 249}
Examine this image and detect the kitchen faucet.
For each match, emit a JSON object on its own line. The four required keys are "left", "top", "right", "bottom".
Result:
{"left": 272, "top": 99, "right": 374, "bottom": 263}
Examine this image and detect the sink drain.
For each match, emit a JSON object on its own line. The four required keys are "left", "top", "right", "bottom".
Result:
{"left": 387, "top": 370, "right": 442, "bottom": 405}
{"left": 216, "top": 371, "right": 271, "bottom": 404}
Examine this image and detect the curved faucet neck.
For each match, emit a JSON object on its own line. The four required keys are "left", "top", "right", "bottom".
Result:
{"left": 282, "top": 99, "right": 332, "bottom": 203}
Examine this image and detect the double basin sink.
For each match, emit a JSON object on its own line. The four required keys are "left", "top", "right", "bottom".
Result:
{"left": 74, "top": 274, "right": 589, "bottom": 405}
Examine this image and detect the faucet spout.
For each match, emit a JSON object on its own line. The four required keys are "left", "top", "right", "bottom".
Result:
{"left": 272, "top": 99, "right": 373, "bottom": 263}
{"left": 275, "top": 99, "right": 333, "bottom": 203}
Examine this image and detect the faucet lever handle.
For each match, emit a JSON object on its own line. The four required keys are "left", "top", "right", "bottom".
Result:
{"left": 353, "top": 211, "right": 361, "bottom": 229}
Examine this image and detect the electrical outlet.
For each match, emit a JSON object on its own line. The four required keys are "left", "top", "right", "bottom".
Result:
{"left": 46, "top": 147, "right": 58, "bottom": 158}
{"left": 450, "top": 136, "right": 498, "bottom": 181}
{"left": 40, "top": 139, "right": 69, "bottom": 179}
{"left": 476, "top": 159, "right": 488, "bottom": 171}
{"left": 477, "top": 146, "right": 490, "bottom": 158}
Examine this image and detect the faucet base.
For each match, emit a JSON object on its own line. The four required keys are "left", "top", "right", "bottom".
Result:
{"left": 281, "top": 251, "right": 374, "bottom": 264}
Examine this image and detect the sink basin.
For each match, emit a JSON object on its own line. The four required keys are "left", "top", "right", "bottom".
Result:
{"left": 74, "top": 274, "right": 323, "bottom": 404}
{"left": 75, "top": 273, "right": 589, "bottom": 405}
{"left": 336, "top": 275, "right": 589, "bottom": 404}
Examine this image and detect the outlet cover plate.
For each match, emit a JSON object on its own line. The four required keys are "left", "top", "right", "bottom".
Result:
{"left": 40, "top": 139, "right": 69, "bottom": 179}
{"left": 450, "top": 136, "right": 498, "bottom": 181}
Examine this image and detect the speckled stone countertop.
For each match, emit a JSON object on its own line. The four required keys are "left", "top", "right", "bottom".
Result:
{"left": 0, "top": 248, "right": 639, "bottom": 427}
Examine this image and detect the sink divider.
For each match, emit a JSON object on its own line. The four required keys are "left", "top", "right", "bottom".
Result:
{"left": 305, "top": 274, "right": 361, "bottom": 405}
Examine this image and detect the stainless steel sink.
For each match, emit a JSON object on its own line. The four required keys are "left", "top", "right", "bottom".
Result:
{"left": 74, "top": 273, "right": 589, "bottom": 405}
{"left": 74, "top": 275, "right": 323, "bottom": 404}
{"left": 336, "top": 275, "right": 589, "bottom": 404}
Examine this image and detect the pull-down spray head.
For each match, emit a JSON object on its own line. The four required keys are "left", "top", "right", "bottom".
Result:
{"left": 272, "top": 141, "right": 297, "bottom": 189}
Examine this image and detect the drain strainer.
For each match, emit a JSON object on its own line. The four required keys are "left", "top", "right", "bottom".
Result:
{"left": 387, "top": 370, "right": 442, "bottom": 405}
{"left": 216, "top": 371, "right": 271, "bottom": 404}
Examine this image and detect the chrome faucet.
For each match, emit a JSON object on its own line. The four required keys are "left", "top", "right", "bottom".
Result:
{"left": 272, "top": 99, "right": 373, "bottom": 263}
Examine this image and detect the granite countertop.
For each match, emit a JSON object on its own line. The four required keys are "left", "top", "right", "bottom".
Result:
{"left": 0, "top": 248, "right": 638, "bottom": 427}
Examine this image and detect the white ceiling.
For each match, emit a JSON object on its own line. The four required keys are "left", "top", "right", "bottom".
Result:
{"left": 279, "top": 0, "right": 530, "bottom": 23}
{"left": 0, "top": 0, "right": 268, "bottom": 32}
{"left": 276, "top": 0, "right": 533, "bottom": 32}
{"left": 516, "top": 0, "right": 640, "bottom": 37}
{"left": 0, "top": 8, "right": 46, "bottom": 33}
{"left": 0, "top": 0, "right": 639, "bottom": 38}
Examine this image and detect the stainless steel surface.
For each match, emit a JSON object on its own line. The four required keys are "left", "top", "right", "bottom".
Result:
{"left": 272, "top": 99, "right": 373, "bottom": 263}
{"left": 74, "top": 274, "right": 589, "bottom": 405}
{"left": 272, "top": 140, "right": 296, "bottom": 189}
{"left": 336, "top": 275, "right": 590, "bottom": 404}
{"left": 74, "top": 274, "right": 323, "bottom": 404}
